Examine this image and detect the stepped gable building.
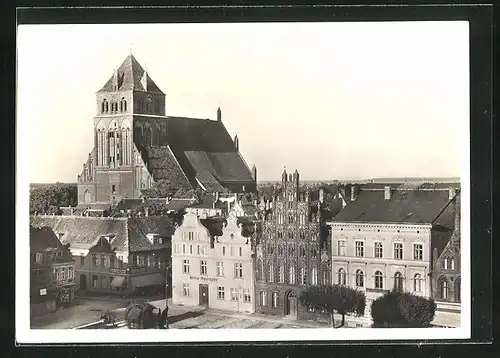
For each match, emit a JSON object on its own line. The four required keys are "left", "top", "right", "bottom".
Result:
{"left": 77, "top": 54, "right": 257, "bottom": 210}
{"left": 30, "top": 226, "right": 76, "bottom": 317}
{"left": 30, "top": 215, "right": 174, "bottom": 296}
{"left": 254, "top": 170, "right": 345, "bottom": 322}
{"left": 327, "top": 182, "right": 461, "bottom": 327}
{"left": 172, "top": 212, "right": 255, "bottom": 313}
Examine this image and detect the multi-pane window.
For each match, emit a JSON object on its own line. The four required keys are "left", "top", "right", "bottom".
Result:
{"left": 311, "top": 267, "right": 318, "bottom": 285}
{"left": 394, "top": 272, "right": 404, "bottom": 291}
{"left": 289, "top": 266, "right": 296, "bottom": 284}
{"left": 183, "top": 283, "right": 190, "bottom": 296}
{"left": 188, "top": 232, "right": 195, "bottom": 240}
{"left": 278, "top": 265, "right": 285, "bottom": 283}
{"left": 216, "top": 262, "right": 224, "bottom": 277}
{"left": 288, "top": 232, "right": 294, "bottom": 240}
{"left": 413, "top": 244, "right": 423, "bottom": 260}
{"left": 311, "top": 248, "right": 317, "bottom": 258}
{"left": 338, "top": 268, "right": 346, "bottom": 285}
{"left": 230, "top": 288, "right": 238, "bottom": 301}
{"left": 451, "top": 258, "right": 455, "bottom": 270}
{"left": 394, "top": 243, "right": 403, "bottom": 260}
{"left": 92, "top": 254, "right": 98, "bottom": 267}
{"left": 300, "top": 267, "right": 307, "bottom": 285}
{"left": 374, "top": 270, "right": 384, "bottom": 289}
{"left": 268, "top": 264, "right": 274, "bottom": 283}
{"left": 278, "top": 231, "right": 283, "bottom": 239}
{"left": 278, "top": 245, "right": 283, "bottom": 256}
{"left": 92, "top": 275, "right": 98, "bottom": 288}
{"left": 239, "top": 247, "right": 242, "bottom": 257}
{"left": 200, "top": 260, "right": 207, "bottom": 275}
{"left": 414, "top": 273, "right": 423, "bottom": 292}
{"left": 355, "top": 269, "right": 364, "bottom": 287}
{"left": 300, "top": 246, "right": 306, "bottom": 257}
{"left": 222, "top": 246, "right": 226, "bottom": 256}
{"left": 267, "top": 244, "right": 274, "bottom": 255}
{"left": 235, "top": 263, "right": 243, "bottom": 278}
{"left": 374, "top": 242, "right": 383, "bottom": 258}
{"left": 260, "top": 291, "right": 267, "bottom": 306}
{"left": 355, "top": 241, "right": 364, "bottom": 257}
{"left": 182, "top": 259, "right": 190, "bottom": 274}
{"left": 338, "top": 240, "right": 346, "bottom": 256}
{"left": 243, "top": 289, "right": 251, "bottom": 302}
{"left": 441, "top": 280, "right": 449, "bottom": 299}
{"left": 182, "top": 245, "right": 186, "bottom": 254}
{"left": 189, "top": 245, "right": 193, "bottom": 254}
{"left": 217, "top": 286, "right": 225, "bottom": 300}
{"left": 288, "top": 245, "right": 295, "bottom": 256}
{"left": 147, "top": 256, "right": 151, "bottom": 267}
{"left": 272, "top": 292, "right": 279, "bottom": 308}
{"left": 100, "top": 255, "right": 106, "bottom": 268}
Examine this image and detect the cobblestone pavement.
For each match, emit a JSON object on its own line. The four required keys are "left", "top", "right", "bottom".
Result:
{"left": 31, "top": 298, "right": 130, "bottom": 329}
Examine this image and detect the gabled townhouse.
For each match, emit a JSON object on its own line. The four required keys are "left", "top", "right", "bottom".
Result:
{"left": 172, "top": 212, "right": 255, "bottom": 313}
{"left": 30, "top": 226, "right": 76, "bottom": 317}
{"left": 30, "top": 215, "right": 173, "bottom": 296}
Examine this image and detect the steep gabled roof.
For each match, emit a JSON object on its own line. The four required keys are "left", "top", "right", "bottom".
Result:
{"left": 139, "top": 145, "right": 192, "bottom": 188}
{"left": 98, "top": 54, "right": 164, "bottom": 94}
{"left": 127, "top": 217, "right": 174, "bottom": 252}
{"left": 30, "top": 226, "right": 61, "bottom": 251}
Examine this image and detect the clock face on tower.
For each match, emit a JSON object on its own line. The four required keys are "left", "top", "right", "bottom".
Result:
{"left": 147, "top": 95, "right": 152, "bottom": 103}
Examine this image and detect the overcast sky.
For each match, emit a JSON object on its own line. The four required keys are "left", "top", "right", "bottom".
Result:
{"left": 17, "top": 22, "right": 469, "bottom": 183}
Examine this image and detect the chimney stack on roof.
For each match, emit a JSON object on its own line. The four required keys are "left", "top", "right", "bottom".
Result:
{"left": 234, "top": 134, "right": 239, "bottom": 151}
{"left": 217, "top": 107, "right": 222, "bottom": 121}
{"left": 384, "top": 186, "right": 391, "bottom": 201}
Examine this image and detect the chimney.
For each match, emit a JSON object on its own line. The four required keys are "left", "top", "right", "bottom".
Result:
{"left": 319, "top": 188, "right": 324, "bottom": 204}
{"left": 145, "top": 207, "right": 149, "bottom": 217}
{"left": 384, "top": 186, "right": 391, "bottom": 200}
{"left": 217, "top": 107, "right": 222, "bottom": 121}
{"left": 350, "top": 185, "right": 356, "bottom": 201}
{"left": 448, "top": 187, "right": 455, "bottom": 200}
{"left": 252, "top": 165, "right": 257, "bottom": 181}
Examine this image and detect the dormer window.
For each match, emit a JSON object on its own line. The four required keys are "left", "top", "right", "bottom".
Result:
{"left": 146, "top": 233, "right": 162, "bottom": 245}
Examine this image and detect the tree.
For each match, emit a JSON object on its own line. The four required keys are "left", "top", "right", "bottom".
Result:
{"left": 299, "top": 284, "right": 366, "bottom": 328}
{"left": 30, "top": 183, "right": 77, "bottom": 215}
{"left": 371, "top": 291, "right": 437, "bottom": 328}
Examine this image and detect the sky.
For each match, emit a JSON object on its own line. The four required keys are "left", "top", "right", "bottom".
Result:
{"left": 17, "top": 22, "right": 469, "bottom": 183}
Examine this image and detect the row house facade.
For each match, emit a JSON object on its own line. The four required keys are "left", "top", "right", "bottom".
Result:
{"left": 328, "top": 183, "right": 460, "bottom": 327}
{"left": 172, "top": 212, "right": 255, "bottom": 313}
{"left": 30, "top": 215, "right": 173, "bottom": 297}
{"left": 30, "top": 226, "right": 76, "bottom": 317}
{"left": 254, "top": 170, "right": 337, "bottom": 322}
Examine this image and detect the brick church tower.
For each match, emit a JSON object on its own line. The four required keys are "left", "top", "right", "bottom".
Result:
{"left": 77, "top": 54, "right": 257, "bottom": 207}
{"left": 77, "top": 54, "right": 166, "bottom": 205}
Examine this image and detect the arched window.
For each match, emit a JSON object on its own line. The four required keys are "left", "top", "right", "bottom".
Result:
{"left": 84, "top": 189, "right": 91, "bottom": 204}
{"left": 440, "top": 278, "right": 449, "bottom": 300}
{"left": 278, "top": 265, "right": 284, "bottom": 283}
{"left": 267, "top": 244, "right": 273, "bottom": 255}
{"left": 288, "top": 245, "right": 295, "bottom": 256}
{"left": 278, "top": 245, "right": 283, "bottom": 256}
{"left": 101, "top": 99, "right": 107, "bottom": 113}
{"left": 311, "top": 267, "right": 318, "bottom": 285}
{"left": 121, "top": 121, "right": 131, "bottom": 166}
{"left": 268, "top": 263, "right": 274, "bottom": 283}
{"left": 299, "top": 246, "right": 306, "bottom": 257}
{"left": 414, "top": 273, "right": 423, "bottom": 292}
{"left": 289, "top": 266, "right": 296, "bottom": 284}
{"left": 394, "top": 272, "right": 404, "bottom": 292}
{"left": 355, "top": 269, "right": 364, "bottom": 287}
{"left": 374, "top": 270, "right": 384, "bottom": 289}
{"left": 311, "top": 248, "right": 317, "bottom": 258}
{"left": 288, "top": 232, "right": 293, "bottom": 240}
{"left": 338, "top": 268, "right": 346, "bottom": 285}
{"left": 256, "top": 259, "right": 263, "bottom": 281}
{"left": 154, "top": 100, "right": 160, "bottom": 113}
{"left": 300, "top": 267, "right": 307, "bottom": 285}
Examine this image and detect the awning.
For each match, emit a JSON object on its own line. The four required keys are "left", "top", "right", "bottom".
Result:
{"left": 131, "top": 273, "right": 165, "bottom": 288}
{"left": 431, "top": 311, "right": 461, "bottom": 328}
{"left": 110, "top": 276, "right": 127, "bottom": 288}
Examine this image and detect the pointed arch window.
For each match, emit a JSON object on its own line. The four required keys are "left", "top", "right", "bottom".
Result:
{"left": 338, "top": 268, "right": 346, "bottom": 285}
{"left": 311, "top": 267, "right": 318, "bottom": 285}
{"left": 289, "top": 265, "right": 296, "bottom": 284}
{"left": 256, "top": 258, "right": 263, "bottom": 282}
{"left": 268, "top": 263, "right": 274, "bottom": 283}
{"left": 101, "top": 99, "right": 109, "bottom": 113}
{"left": 355, "top": 269, "right": 364, "bottom": 288}
{"left": 299, "top": 246, "right": 306, "bottom": 257}
{"left": 278, "top": 265, "right": 284, "bottom": 283}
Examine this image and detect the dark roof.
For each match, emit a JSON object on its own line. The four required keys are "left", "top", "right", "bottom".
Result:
{"left": 115, "top": 199, "right": 143, "bottom": 212}
{"left": 88, "top": 237, "right": 116, "bottom": 253}
{"left": 189, "top": 195, "right": 218, "bottom": 209}
{"left": 200, "top": 217, "right": 225, "bottom": 237}
{"left": 139, "top": 146, "right": 193, "bottom": 188}
{"left": 127, "top": 217, "right": 174, "bottom": 252}
{"left": 30, "top": 226, "right": 61, "bottom": 251}
{"left": 99, "top": 54, "right": 164, "bottom": 94}
{"left": 333, "top": 188, "right": 457, "bottom": 225}
{"left": 165, "top": 198, "right": 192, "bottom": 211}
